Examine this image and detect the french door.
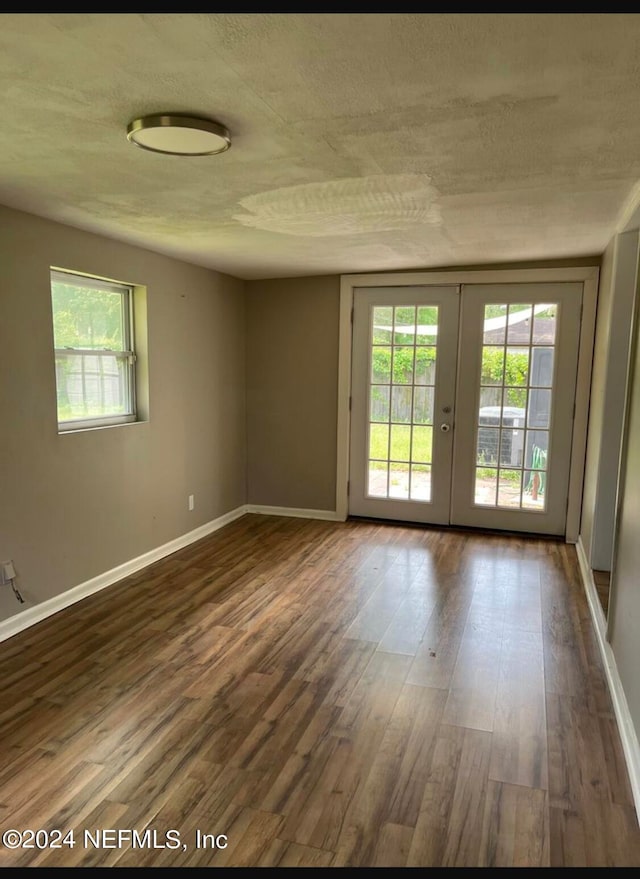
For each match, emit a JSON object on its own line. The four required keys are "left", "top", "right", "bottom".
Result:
{"left": 349, "top": 282, "right": 583, "bottom": 535}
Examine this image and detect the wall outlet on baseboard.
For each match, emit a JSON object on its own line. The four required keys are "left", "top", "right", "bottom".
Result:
{"left": 188, "top": 494, "right": 195, "bottom": 512}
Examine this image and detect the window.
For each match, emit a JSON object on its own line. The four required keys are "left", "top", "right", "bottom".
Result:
{"left": 50, "top": 270, "right": 137, "bottom": 431}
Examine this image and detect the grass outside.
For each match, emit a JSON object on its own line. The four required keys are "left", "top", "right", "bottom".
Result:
{"left": 369, "top": 423, "right": 432, "bottom": 466}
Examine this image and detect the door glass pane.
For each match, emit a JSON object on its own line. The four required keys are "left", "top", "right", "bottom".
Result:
{"left": 481, "top": 347, "right": 505, "bottom": 385}
{"left": 370, "top": 386, "right": 390, "bottom": 422}
{"left": 503, "top": 386, "right": 527, "bottom": 414}
{"left": 532, "top": 304, "right": 556, "bottom": 344}
{"left": 394, "top": 306, "right": 416, "bottom": 345}
{"left": 412, "top": 425, "right": 432, "bottom": 464}
{"left": 371, "top": 347, "right": 391, "bottom": 383}
{"left": 477, "top": 428, "right": 499, "bottom": 465}
{"left": 372, "top": 307, "right": 393, "bottom": 343}
{"left": 507, "top": 304, "right": 533, "bottom": 344}
{"left": 413, "top": 386, "right": 434, "bottom": 424}
{"left": 525, "top": 430, "right": 549, "bottom": 470}
{"left": 369, "top": 423, "right": 388, "bottom": 460}
{"left": 390, "top": 424, "right": 411, "bottom": 461}
{"left": 366, "top": 302, "right": 440, "bottom": 502}
{"left": 483, "top": 304, "right": 507, "bottom": 344}
{"left": 416, "top": 306, "right": 438, "bottom": 344}
{"left": 498, "top": 469, "right": 522, "bottom": 507}
{"left": 393, "top": 347, "right": 414, "bottom": 383}
{"left": 522, "top": 470, "right": 545, "bottom": 509}
{"left": 389, "top": 463, "right": 410, "bottom": 498}
{"left": 528, "top": 390, "right": 551, "bottom": 429}
{"left": 368, "top": 462, "right": 388, "bottom": 497}
{"left": 479, "top": 386, "right": 502, "bottom": 412}
{"left": 415, "top": 348, "right": 436, "bottom": 384}
{"left": 410, "top": 465, "right": 431, "bottom": 501}
{"left": 504, "top": 348, "right": 529, "bottom": 385}
{"left": 473, "top": 302, "right": 559, "bottom": 512}
{"left": 530, "top": 348, "right": 554, "bottom": 386}
{"left": 391, "top": 386, "right": 412, "bottom": 423}
{"left": 475, "top": 467, "right": 498, "bottom": 505}
{"left": 500, "top": 427, "right": 524, "bottom": 467}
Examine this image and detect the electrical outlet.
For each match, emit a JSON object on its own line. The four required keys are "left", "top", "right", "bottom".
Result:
{"left": 1, "top": 560, "right": 16, "bottom": 584}
{"left": 188, "top": 494, "right": 195, "bottom": 512}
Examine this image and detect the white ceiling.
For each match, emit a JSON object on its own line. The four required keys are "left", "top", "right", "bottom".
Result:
{"left": 1, "top": 13, "right": 640, "bottom": 280}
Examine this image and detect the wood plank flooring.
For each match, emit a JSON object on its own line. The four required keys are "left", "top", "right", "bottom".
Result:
{"left": 0, "top": 514, "right": 638, "bottom": 867}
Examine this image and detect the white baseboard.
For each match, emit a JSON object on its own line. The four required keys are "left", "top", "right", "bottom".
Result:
{"left": 0, "top": 504, "right": 248, "bottom": 644}
{"left": 576, "top": 536, "right": 640, "bottom": 822}
{"left": 246, "top": 504, "right": 343, "bottom": 521}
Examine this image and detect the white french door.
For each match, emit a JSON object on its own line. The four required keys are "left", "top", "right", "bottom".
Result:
{"left": 349, "top": 282, "right": 583, "bottom": 536}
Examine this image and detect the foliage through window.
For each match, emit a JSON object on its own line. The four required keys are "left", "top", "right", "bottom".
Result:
{"left": 51, "top": 270, "right": 136, "bottom": 430}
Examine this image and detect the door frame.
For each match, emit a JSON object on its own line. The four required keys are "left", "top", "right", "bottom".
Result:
{"left": 336, "top": 266, "right": 600, "bottom": 542}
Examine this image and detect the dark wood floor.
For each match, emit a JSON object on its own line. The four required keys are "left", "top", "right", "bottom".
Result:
{"left": 0, "top": 514, "right": 638, "bottom": 867}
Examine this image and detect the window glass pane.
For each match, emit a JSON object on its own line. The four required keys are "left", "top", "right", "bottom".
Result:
{"left": 52, "top": 280, "right": 125, "bottom": 350}
{"left": 55, "top": 352, "right": 130, "bottom": 421}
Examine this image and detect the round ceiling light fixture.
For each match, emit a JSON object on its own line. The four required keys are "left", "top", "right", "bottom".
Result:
{"left": 126, "top": 113, "right": 231, "bottom": 156}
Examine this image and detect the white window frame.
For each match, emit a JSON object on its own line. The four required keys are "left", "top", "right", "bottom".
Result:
{"left": 51, "top": 269, "right": 137, "bottom": 432}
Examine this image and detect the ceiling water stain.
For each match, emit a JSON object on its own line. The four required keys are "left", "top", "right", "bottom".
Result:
{"left": 234, "top": 174, "right": 442, "bottom": 237}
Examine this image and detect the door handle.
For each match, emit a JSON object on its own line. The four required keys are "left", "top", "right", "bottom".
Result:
{"left": 440, "top": 423, "right": 451, "bottom": 433}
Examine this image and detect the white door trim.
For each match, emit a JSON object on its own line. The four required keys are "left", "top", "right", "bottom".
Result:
{"left": 337, "top": 266, "right": 599, "bottom": 541}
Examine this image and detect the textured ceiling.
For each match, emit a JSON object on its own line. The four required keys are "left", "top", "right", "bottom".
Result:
{"left": 1, "top": 13, "right": 640, "bottom": 279}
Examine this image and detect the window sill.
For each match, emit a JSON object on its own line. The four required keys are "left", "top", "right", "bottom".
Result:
{"left": 57, "top": 418, "right": 148, "bottom": 436}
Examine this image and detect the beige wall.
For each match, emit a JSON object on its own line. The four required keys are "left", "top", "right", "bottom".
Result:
{"left": 580, "top": 232, "right": 639, "bottom": 572}
{"left": 580, "top": 236, "right": 617, "bottom": 563}
{"left": 246, "top": 275, "right": 340, "bottom": 511}
{"left": 244, "top": 258, "right": 601, "bottom": 514}
{"left": 0, "top": 204, "right": 246, "bottom": 621}
{"left": 609, "top": 274, "right": 640, "bottom": 743}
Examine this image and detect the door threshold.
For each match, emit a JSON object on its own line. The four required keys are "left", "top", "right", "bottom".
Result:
{"left": 347, "top": 515, "right": 564, "bottom": 541}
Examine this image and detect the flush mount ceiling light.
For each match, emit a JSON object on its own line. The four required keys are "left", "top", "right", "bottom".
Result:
{"left": 126, "top": 114, "right": 231, "bottom": 156}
